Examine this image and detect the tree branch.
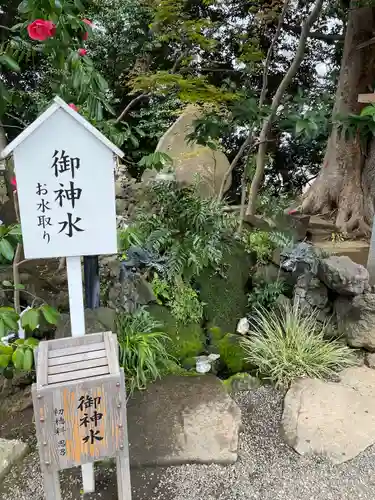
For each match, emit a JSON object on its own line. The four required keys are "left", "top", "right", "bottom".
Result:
{"left": 246, "top": 0, "right": 324, "bottom": 216}
{"left": 115, "top": 93, "right": 148, "bottom": 124}
{"left": 282, "top": 23, "right": 344, "bottom": 43}
{"left": 217, "top": 0, "right": 290, "bottom": 201}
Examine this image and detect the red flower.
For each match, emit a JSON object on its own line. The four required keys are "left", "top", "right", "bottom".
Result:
{"left": 288, "top": 209, "right": 297, "bottom": 215}
{"left": 78, "top": 48, "right": 87, "bottom": 56}
{"left": 27, "top": 19, "right": 56, "bottom": 41}
{"left": 10, "top": 176, "right": 17, "bottom": 191}
{"left": 82, "top": 18, "right": 92, "bottom": 40}
{"left": 69, "top": 103, "right": 78, "bottom": 112}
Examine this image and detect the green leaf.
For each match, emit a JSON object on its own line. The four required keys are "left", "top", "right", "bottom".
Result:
{"left": 18, "top": 1, "right": 32, "bottom": 14}
{"left": 14, "top": 284, "right": 25, "bottom": 290}
{"left": 14, "top": 339, "right": 24, "bottom": 345}
{"left": 360, "top": 105, "right": 375, "bottom": 117}
{"left": 12, "top": 348, "right": 24, "bottom": 370}
{"left": 0, "top": 55, "right": 20, "bottom": 72}
{"left": 21, "top": 309, "right": 40, "bottom": 331}
{"left": 2, "top": 280, "right": 13, "bottom": 287}
{"left": 40, "top": 304, "right": 60, "bottom": 325}
{"left": 23, "top": 348, "right": 33, "bottom": 371}
{"left": 24, "top": 337, "right": 39, "bottom": 348}
{"left": 8, "top": 224, "right": 22, "bottom": 238}
{"left": 0, "top": 344, "right": 13, "bottom": 355}
{"left": 0, "top": 354, "right": 11, "bottom": 368}
{"left": 0, "top": 238, "right": 15, "bottom": 261}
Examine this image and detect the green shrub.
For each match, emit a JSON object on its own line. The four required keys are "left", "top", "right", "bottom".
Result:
{"left": 248, "top": 280, "right": 286, "bottom": 311}
{"left": 147, "top": 304, "right": 205, "bottom": 362}
{"left": 243, "top": 230, "right": 275, "bottom": 265}
{"left": 116, "top": 308, "right": 173, "bottom": 395}
{"left": 242, "top": 304, "right": 356, "bottom": 388}
{"left": 130, "top": 181, "right": 235, "bottom": 280}
{"left": 169, "top": 282, "right": 204, "bottom": 325}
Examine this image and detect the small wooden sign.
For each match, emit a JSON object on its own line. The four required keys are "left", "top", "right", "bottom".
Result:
{"left": 32, "top": 332, "right": 132, "bottom": 499}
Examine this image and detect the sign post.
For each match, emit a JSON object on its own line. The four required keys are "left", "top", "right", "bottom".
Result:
{"left": 0, "top": 96, "right": 127, "bottom": 496}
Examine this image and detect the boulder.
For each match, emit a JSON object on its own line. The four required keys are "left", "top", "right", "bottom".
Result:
{"left": 0, "top": 438, "right": 28, "bottom": 481}
{"left": 198, "top": 243, "right": 252, "bottom": 334}
{"left": 280, "top": 242, "right": 322, "bottom": 278}
{"left": 142, "top": 105, "right": 232, "bottom": 197}
{"left": 55, "top": 307, "right": 116, "bottom": 339}
{"left": 335, "top": 294, "right": 375, "bottom": 350}
{"left": 282, "top": 367, "right": 375, "bottom": 464}
{"left": 318, "top": 255, "right": 369, "bottom": 296}
{"left": 366, "top": 352, "right": 375, "bottom": 368}
{"left": 127, "top": 375, "right": 241, "bottom": 466}
{"left": 294, "top": 273, "right": 331, "bottom": 322}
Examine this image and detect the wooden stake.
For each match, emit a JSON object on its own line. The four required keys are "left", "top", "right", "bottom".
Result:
{"left": 66, "top": 256, "right": 95, "bottom": 494}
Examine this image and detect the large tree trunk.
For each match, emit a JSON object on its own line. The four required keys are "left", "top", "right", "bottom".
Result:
{"left": 302, "top": 3, "right": 375, "bottom": 234}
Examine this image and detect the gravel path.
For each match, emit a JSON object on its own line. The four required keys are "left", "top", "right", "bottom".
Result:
{"left": 2, "top": 386, "right": 375, "bottom": 499}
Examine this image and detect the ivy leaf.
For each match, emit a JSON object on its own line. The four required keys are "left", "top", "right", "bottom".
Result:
{"left": 0, "top": 354, "right": 11, "bottom": 368}
{"left": 12, "top": 348, "right": 24, "bottom": 370}
{"left": 40, "top": 304, "right": 60, "bottom": 325}
{"left": 21, "top": 309, "right": 40, "bottom": 331}
{"left": 23, "top": 349, "right": 33, "bottom": 371}
{"left": 0, "top": 238, "right": 15, "bottom": 261}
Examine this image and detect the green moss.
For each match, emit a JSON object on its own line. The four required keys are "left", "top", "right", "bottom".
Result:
{"left": 215, "top": 333, "right": 252, "bottom": 375}
{"left": 159, "top": 360, "right": 190, "bottom": 376}
{"left": 147, "top": 304, "right": 205, "bottom": 362}
{"left": 197, "top": 243, "right": 251, "bottom": 334}
{"left": 223, "top": 373, "right": 262, "bottom": 392}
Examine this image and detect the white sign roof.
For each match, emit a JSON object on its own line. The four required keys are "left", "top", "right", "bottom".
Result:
{"left": 1, "top": 96, "right": 124, "bottom": 160}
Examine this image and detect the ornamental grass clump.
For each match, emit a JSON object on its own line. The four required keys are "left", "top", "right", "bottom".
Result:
{"left": 116, "top": 308, "right": 173, "bottom": 395}
{"left": 242, "top": 303, "right": 356, "bottom": 388}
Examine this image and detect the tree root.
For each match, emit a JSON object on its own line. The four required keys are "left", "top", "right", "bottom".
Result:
{"left": 300, "top": 176, "right": 372, "bottom": 237}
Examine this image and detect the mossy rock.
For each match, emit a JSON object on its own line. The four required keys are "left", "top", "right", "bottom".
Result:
{"left": 147, "top": 304, "right": 205, "bottom": 362}
{"left": 214, "top": 333, "right": 252, "bottom": 375}
{"left": 197, "top": 243, "right": 252, "bottom": 334}
{"left": 223, "top": 373, "right": 262, "bottom": 393}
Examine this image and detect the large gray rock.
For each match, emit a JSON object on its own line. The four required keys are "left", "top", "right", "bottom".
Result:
{"left": 142, "top": 105, "right": 232, "bottom": 197}
{"left": 294, "top": 273, "right": 331, "bottom": 322}
{"left": 282, "top": 366, "right": 375, "bottom": 464}
{"left": 335, "top": 293, "right": 375, "bottom": 350}
{"left": 55, "top": 307, "right": 116, "bottom": 339}
{"left": 0, "top": 438, "right": 28, "bottom": 481}
{"left": 280, "top": 242, "right": 322, "bottom": 277}
{"left": 318, "top": 255, "right": 369, "bottom": 296}
{"left": 127, "top": 375, "right": 241, "bottom": 466}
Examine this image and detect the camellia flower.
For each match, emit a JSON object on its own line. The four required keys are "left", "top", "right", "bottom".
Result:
{"left": 27, "top": 19, "right": 56, "bottom": 41}
{"left": 69, "top": 103, "right": 78, "bottom": 112}
{"left": 82, "top": 18, "right": 93, "bottom": 40}
{"left": 10, "top": 176, "right": 17, "bottom": 191}
{"left": 78, "top": 48, "right": 87, "bottom": 56}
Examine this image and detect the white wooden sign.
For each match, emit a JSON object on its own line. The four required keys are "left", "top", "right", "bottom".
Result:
{"left": 1, "top": 97, "right": 125, "bottom": 495}
{"left": 1, "top": 97, "right": 122, "bottom": 259}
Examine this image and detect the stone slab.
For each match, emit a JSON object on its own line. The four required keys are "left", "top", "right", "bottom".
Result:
{"left": 127, "top": 375, "right": 241, "bottom": 467}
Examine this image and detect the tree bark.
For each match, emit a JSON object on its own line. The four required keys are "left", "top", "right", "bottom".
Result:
{"left": 302, "top": 3, "right": 375, "bottom": 234}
